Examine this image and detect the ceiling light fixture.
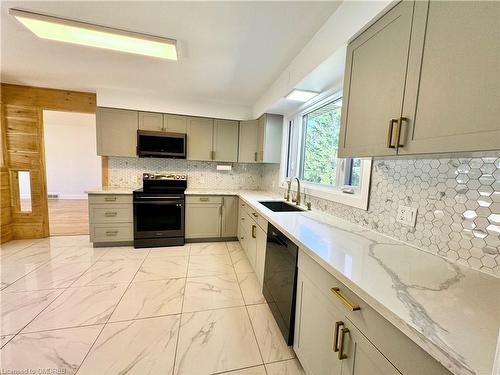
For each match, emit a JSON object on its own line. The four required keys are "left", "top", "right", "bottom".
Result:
{"left": 10, "top": 8, "right": 178, "bottom": 60}
{"left": 285, "top": 89, "right": 319, "bottom": 102}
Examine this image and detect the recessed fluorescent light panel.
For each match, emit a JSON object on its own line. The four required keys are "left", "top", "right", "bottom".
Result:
{"left": 285, "top": 89, "right": 319, "bottom": 102}
{"left": 10, "top": 8, "right": 177, "bottom": 60}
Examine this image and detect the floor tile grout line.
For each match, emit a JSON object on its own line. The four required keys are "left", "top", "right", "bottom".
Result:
{"left": 74, "top": 247, "right": 151, "bottom": 375}
{"left": 232, "top": 242, "right": 267, "bottom": 373}
{"left": 210, "top": 363, "right": 266, "bottom": 375}
{"left": 171, "top": 243, "right": 191, "bottom": 375}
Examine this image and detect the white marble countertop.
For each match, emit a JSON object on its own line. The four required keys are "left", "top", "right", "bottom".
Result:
{"left": 86, "top": 187, "right": 499, "bottom": 373}
{"left": 86, "top": 188, "right": 134, "bottom": 195}
{"left": 232, "top": 190, "right": 499, "bottom": 375}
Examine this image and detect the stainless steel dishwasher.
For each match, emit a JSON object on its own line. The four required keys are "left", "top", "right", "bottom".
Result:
{"left": 262, "top": 223, "right": 299, "bottom": 345}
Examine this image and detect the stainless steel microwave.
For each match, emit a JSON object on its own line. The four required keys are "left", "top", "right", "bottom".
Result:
{"left": 137, "top": 130, "right": 187, "bottom": 159}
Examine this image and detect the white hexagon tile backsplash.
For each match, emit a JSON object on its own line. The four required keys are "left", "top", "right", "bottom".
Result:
{"left": 263, "top": 157, "right": 500, "bottom": 276}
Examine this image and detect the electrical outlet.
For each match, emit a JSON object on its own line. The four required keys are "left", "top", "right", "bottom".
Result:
{"left": 396, "top": 205, "right": 418, "bottom": 227}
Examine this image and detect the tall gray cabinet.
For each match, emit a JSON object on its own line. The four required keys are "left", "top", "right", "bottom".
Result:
{"left": 339, "top": 0, "right": 500, "bottom": 158}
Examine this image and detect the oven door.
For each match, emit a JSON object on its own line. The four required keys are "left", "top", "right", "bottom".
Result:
{"left": 133, "top": 195, "right": 184, "bottom": 239}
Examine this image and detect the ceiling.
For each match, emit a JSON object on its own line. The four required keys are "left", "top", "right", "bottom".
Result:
{"left": 1, "top": 1, "right": 341, "bottom": 113}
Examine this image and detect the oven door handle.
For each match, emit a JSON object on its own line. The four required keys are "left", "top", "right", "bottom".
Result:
{"left": 134, "top": 201, "right": 183, "bottom": 205}
{"left": 135, "top": 196, "right": 183, "bottom": 200}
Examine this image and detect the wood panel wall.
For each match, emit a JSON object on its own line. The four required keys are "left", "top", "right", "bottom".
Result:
{"left": 0, "top": 83, "right": 96, "bottom": 242}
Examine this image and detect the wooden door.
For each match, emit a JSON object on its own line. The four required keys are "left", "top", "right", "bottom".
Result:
{"left": 338, "top": 1, "right": 415, "bottom": 158}
{"left": 238, "top": 120, "right": 259, "bottom": 163}
{"left": 187, "top": 117, "right": 214, "bottom": 161}
{"left": 399, "top": 0, "right": 500, "bottom": 154}
{"left": 164, "top": 114, "right": 188, "bottom": 133}
{"left": 213, "top": 119, "right": 238, "bottom": 162}
{"left": 138, "top": 111, "right": 163, "bottom": 131}
{"left": 96, "top": 107, "right": 138, "bottom": 157}
{"left": 185, "top": 203, "right": 221, "bottom": 239}
{"left": 294, "top": 270, "right": 343, "bottom": 375}
{"left": 221, "top": 196, "right": 238, "bottom": 237}
{"left": 340, "top": 320, "right": 400, "bottom": 375}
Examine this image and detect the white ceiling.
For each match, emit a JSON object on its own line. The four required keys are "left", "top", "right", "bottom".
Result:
{"left": 1, "top": 1, "right": 341, "bottom": 115}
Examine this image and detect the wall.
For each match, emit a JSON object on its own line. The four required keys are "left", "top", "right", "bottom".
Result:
{"left": 109, "top": 157, "right": 263, "bottom": 190}
{"left": 262, "top": 157, "right": 500, "bottom": 277}
{"left": 43, "top": 111, "right": 101, "bottom": 199}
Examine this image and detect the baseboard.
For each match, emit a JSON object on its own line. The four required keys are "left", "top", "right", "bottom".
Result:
{"left": 186, "top": 237, "right": 237, "bottom": 243}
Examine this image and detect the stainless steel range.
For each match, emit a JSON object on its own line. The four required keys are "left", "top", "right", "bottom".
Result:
{"left": 133, "top": 173, "right": 187, "bottom": 248}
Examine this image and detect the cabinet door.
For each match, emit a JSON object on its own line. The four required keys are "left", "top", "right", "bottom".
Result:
{"left": 294, "top": 271, "right": 343, "bottom": 375}
{"left": 338, "top": 1, "right": 415, "bottom": 158}
{"left": 255, "top": 224, "right": 267, "bottom": 285}
{"left": 221, "top": 196, "right": 238, "bottom": 237}
{"left": 261, "top": 114, "right": 283, "bottom": 163}
{"left": 257, "top": 115, "right": 265, "bottom": 162}
{"left": 400, "top": 1, "right": 500, "bottom": 154}
{"left": 213, "top": 120, "right": 238, "bottom": 162}
{"left": 138, "top": 112, "right": 163, "bottom": 131}
{"left": 164, "top": 114, "right": 188, "bottom": 133}
{"left": 246, "top": 224, "right": 257, "bottom": 269}
{"left": 187, "top": 117, "right": 214, "bottom": 161}
{"left": 238, "top": 120, "right": 259, "bottom": 163}
{"left": 96, "top": 107, "right": 138, "bottom": 157}
{"left": 340, "top": 320, "right": 400, "bottom": 375}
{"left": 185, "top": 203, "right": 221, "bottom": 239}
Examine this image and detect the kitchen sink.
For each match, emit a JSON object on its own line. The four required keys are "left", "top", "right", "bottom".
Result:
{"left": 258, "top": 201, "right": 303, "bottom": 212}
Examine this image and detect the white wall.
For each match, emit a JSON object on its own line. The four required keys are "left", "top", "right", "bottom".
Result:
{"left": 43, "top": 111, "right": 101, "bottom": 199}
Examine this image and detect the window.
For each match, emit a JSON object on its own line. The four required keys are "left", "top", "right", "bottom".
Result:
{"left": 282, "top": 93, "right": 372, "bottom": 210}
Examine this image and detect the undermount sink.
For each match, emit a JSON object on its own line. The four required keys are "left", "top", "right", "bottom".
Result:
{"left": 258, "top": 201, "right": 303, "bottom": 212}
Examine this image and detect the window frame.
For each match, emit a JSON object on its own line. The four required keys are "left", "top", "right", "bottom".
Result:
{"left": 279, "top": 91, "right": 372, "bottom": 210}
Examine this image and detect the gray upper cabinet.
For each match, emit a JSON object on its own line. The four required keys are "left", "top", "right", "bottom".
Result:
{"left": 259, "top": 113, "right": 283, "bottom": 163}
{"left": 214, "top": 119, "right": 239, "bottom": 162}
{"left": 239, "top": 120, "right": 259, "bottom": 163}
{"left": 138, "top": 111, "right": 163, "bottom": 131}
{"left": 338, "top": 0, "right": 414, "bottom": 158}
{"left": 187, "top": 117, "right": 214, "bottom": 161}
{"left": 339, "top": 0, "right": 500, "bottom": 158}
{"left": 399, "top": 0, "right": 500, "bottom": 154}
{"left": 238, "top": 114, "right": 283, "bottom": 163}
{"left": 96, "top": 107, "right": 138, "bottom": 157}
{"left": 164, "top": 114, "right": 188, "bottom": 133}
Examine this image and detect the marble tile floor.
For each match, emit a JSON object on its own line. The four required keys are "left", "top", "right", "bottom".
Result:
{"left": 0, "top": 236, "right": 305, "bottom": 375}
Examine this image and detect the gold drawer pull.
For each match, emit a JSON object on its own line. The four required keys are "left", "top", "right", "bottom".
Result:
{"left": 386, "top": 118, "right": 398, "bottom": 148}
{"left": 395, "top": 117, "right": 407, "bottom": 148}
{"left": 333, "top": 321, "right": 344, "bottom": 352}
{"left": 331, "top": 287, "right": 360, "bottom": 311}
{"left": 252, "top": 212, "right": 258, "bottom": 218}
{"left": 338, "top": 327, "right": 349, "bottom": 360}
{"left": 105, "top": 212, "right": 118, "bottom": 217}
{"left": 252, "top": 225, "right": 256, "bottom": 238}
{"left": 199, "top": 197, "right": 209, "bottom": 202}
{"left": 105, "top": 230, "right": 118, "bottom": 236}
{"left": 104, "top": 196, "right": 117, "bottom": 202}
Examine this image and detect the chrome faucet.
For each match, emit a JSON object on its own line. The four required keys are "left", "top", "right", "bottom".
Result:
{"left": 291, "top": 177, "right": 301, "bottom": 206}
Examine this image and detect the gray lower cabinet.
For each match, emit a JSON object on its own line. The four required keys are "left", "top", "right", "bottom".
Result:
{"left": 214, "top": 120, "right": 239, "bottom": 162}
{"left": 295, "top": 250, "right": 452, "bottom": 375}
{"left": 187, "top": 117, "right": 214, "bottom": 161}
{"left": 185, "top": 195, "right": 238, "bottom": 240}
{"left": 88, "top": 193, "right": 133, "bottom": 245}
{"left": 221, "top": 196, "right": 238, "bottom": 237}
{"left": 96, "top": 107, "right": 138, "bottom": 157}
{"left": 339, "top": 0, "right": 500, "bottom": 158}
{"left": 185, "top": 203, "right": 221, "bottom": 239}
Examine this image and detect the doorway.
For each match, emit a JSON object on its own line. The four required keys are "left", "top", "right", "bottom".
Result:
{"left": 42, "top": 111, "right": 101, "bottom": 236}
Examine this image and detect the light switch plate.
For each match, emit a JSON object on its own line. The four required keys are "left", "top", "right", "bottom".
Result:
{"left": 396, "top": 205, "right": 418, "bottom": 227}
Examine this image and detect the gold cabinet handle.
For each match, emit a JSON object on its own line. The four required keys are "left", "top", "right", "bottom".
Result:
{"left": 199, "top": 197, "right": 209, "bottom": 202}
{"left": 331, "top": 287, "right": 360, "bottom": 311}
{"left": 386, "top": 118, "right": 398, "bottom": 148}
{"left": 333, "top": 321, "right": 344, "bottom": 352}
{"left": 254, "top": 151, "right": 258, "bottom": 162}
{"left": 211, "top": 150, "right": 215, "bottom": 160}
{"left": 105, "top": 230, "right": 118, "bottom": 236}
{"left": 395, "top": 117, "right": 407, "bottom": 148}
{"left": 338, "top": 327, "right": 349, "bottom": 360}
{"left": 104, "top": 196, "right": 117, "bottom": 202}
{"left": 251, "top": 225, "right": 256, "bottom": 238}
{"left": 252, "top": 212, "right": 258, "bottom": 218}
{"left": 105, "top": 212, "right": 117, "bottom": 217}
